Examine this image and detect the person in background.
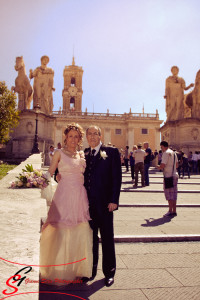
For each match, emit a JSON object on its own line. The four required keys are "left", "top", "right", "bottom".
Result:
{"left": 54, "top": 142, "right": 62, "bottom": 182}
{"left": 182, "top": 153, "right": 190, "bottom": 178}
{"left": 177, "top": 151, "right": 183, "bottom": 178}
{"left": 57, "top": 142, "right": 62, "bottom": 150}
{"left": 192, "top": 151, "right": 198, "bottom": 174}
{"left": 129, "top": 145, "right": 137, "bottom": 183}
{"left": 157, "top": 141, "right": 178, "bottom": 217}
{"left": 144, "top": 142, "right": 152, "bottom": 186}
{"left": 120, "top": 149, "right": 125, "bottom": 166}
{"left": 49, "top": 145, "right": 54, "bottom": 164}
{"left": 158, "top": 150, "right": 162, "bottom": 165}
{"left": 154, "top": 150, "right": 158, "bottom": 158}
{"left": 133, "top": 143, "right": 146, "bottom": 188}
{"left": 124, "top": 146, "right": 129, "bottom": 172}
{"left": 197, "top": 151, "right": 200, "bottom": 174}
{"left": 188, "top": 151, "right": 193, "bottom": 173}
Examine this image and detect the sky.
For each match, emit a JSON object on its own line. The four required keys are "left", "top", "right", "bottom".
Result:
{"left": 1, "top": 0, "right": 200, "bottom": 124}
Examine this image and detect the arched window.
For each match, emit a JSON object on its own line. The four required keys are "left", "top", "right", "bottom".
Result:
{"left": 70, "top": 97, "right": 75, "bottom": 109}
{"left": 71, "top": 77, "right": 75, "bottom": 86}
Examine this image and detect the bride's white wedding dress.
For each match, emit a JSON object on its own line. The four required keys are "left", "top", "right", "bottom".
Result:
{"left": 40, "top": 150, "right": 93, "bottom": 285}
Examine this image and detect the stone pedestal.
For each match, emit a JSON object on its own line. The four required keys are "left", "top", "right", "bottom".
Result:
{"left": 5, "top": 110, "right": 55, "bottom": 165}
{"left": 160, "top": 118, "right": 200, "bottom": 154}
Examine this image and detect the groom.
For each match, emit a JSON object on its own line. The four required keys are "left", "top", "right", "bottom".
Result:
{"left": 84, "top": 125, "right": 122, "bottom": 287}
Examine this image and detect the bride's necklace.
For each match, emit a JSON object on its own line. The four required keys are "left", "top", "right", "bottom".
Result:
{"left": 62, "top": 147, "right": 78, "bottom": 158}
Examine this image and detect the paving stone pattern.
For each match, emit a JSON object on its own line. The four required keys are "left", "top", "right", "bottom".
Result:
{"left": 0, "top": 159, "right": 200, "bottom": 299}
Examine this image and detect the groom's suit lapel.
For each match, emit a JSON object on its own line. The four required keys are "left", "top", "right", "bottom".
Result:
{"left": 85, "top": 147, "right": 99, "bottom": 168}
{"left": 85, "top": 144, "right": 107, "bottom": 169}
{"left": 93, "top": 144, "right": 107, "bottom": 168}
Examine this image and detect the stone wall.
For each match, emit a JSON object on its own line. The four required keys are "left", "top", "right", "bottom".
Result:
{"left": 5, "top": 110, "right": 54, "bottom": 165}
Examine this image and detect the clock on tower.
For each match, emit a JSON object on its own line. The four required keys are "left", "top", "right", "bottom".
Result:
{"left": 62, "top": 56, "right": 83, "bottom": 112}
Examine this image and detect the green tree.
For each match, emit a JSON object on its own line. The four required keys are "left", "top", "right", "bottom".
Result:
{"left": 0, "top": 81, "right": 20, "bottom": 144}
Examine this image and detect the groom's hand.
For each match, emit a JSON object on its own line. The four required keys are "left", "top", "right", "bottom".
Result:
{"left": 108, "top": 203, "right": 118, "bottom": 212}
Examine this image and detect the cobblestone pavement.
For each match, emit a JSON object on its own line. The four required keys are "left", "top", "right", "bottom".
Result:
{"left": 39, "top": 242, "right": 200, "bottom": 300}
{"left": 114, "top": 206, "right": 200, "bottom": 236}
{"left": 0, "top": 160, "right": 200, "bottom": 300}
{"left": 120, "top": 192, "right": 200, "bottom": 205}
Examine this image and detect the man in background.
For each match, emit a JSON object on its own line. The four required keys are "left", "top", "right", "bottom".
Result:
{"left": 157, "top": 141, "right": 178, "bottom": 217}
{"left": 133, "top": 143, "right": 146, "bottom": 188}
{"left": 49, "top": 146, "right": 54, "bottom": 164}
{"left": 54, "top": 142, "right": 61, "bottom": 182}
{"left": 124, "top": 146, "right": 129, "bottom": 172}
{"left": 144, "top": 142, "right": 152, "bottom": 186}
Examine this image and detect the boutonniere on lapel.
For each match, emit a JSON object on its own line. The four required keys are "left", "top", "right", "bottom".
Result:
{"left": 100, "top": 150, "right": 108, "bottom": 160}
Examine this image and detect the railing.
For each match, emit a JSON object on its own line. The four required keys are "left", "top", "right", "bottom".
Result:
{"left": 52, "top": 111, "right": 160, "bottom": 120}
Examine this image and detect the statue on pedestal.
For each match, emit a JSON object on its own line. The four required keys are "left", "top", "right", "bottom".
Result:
{"left": 11, "top": 56, "right": 33, "bottom": 110}
{"left": 184, "top": 70, "right": 200, "bottom": 119}
{"left": 29, "top": 55, "right": 55, "bottom": 114}
{"left": 192, "top": 70, "right": 200, "bottom": 118}
{"left": 164, "top": 66, "right": 194, "bottom": 121}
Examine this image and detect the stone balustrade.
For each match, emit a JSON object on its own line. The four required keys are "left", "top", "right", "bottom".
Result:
{"left": 52, "top": 110, "right": 159, "bottom": 120}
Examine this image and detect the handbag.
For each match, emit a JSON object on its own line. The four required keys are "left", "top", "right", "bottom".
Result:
{"left": 164, "top": 176, "right": 174, "bottom": 189}
{"left": 164, "top": 153, "right": 175, "bottom": 189}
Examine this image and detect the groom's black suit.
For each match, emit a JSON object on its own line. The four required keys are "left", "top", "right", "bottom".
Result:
{"left": 84, "top": 144, "right": 122, "bottom": 279}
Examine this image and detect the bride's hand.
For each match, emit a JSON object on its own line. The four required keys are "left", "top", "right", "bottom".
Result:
{"left": 56, "top": 173, "right": 61, "bottom": 182}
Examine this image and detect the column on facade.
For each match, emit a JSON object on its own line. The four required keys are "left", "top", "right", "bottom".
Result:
{"left": 104, "top": 128, "right": 111, "bottom": 145}
{"left": 128, "top": 128, "right": 134, "bottom": 150}
{"left": 54, "top": 126, "right": 63, "bottom": 147}
{"left": 155, "top": 128, "right": 161, "bottom": 151}
{"left": 82, "top": 127, "right": 89, "bottom": 150}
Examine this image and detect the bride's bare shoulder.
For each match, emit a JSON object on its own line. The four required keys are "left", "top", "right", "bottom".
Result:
{"left": 54, "top": 149, "right": 61, "bottom": 158}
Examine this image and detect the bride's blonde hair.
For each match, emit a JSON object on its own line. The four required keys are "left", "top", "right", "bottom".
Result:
{"left": 64, "top": 123, "right": 84, "bottom": 146}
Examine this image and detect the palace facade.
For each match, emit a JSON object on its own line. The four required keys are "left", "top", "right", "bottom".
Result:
{"left": 6, "top": 57, "right": 163, "bottom": 164}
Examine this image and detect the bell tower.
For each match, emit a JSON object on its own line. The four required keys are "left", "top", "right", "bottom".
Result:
{"left": 62, "top": 56, "right": 83, "bottom": 112}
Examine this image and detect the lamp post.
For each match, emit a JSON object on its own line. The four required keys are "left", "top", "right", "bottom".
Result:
{"left": 31, "top": 104, "right": 41, "bottom": 154}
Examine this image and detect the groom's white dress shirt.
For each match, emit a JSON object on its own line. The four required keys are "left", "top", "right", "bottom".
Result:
{"left": 91, "top": 142, "right": 102, "bottom": 156}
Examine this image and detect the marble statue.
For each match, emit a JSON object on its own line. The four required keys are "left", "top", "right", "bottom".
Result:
{"left": 192, "top": 70, "right": 200, "bottom": 118}
{"left": 29, "top": 55, "right": 55, "bottom": 114}
{"left": 185, "top": 70, "right": 200, "bottom": 119}
{"left": 164, "top": 66, "right": 194, "bottom": 121}
{"left": 11, "top": 56, "right": 33, "bottom": 110}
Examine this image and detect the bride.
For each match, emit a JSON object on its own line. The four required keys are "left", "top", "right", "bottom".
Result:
{"left": 40, "top": 123, "right": 93, "bottom": 285}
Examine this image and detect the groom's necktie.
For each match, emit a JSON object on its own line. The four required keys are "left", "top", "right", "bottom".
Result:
{"left": 91, "top": 149, "right": 96, "bottom": 156}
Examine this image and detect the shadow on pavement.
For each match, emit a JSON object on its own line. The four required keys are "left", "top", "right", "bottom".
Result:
{"left": 122, "top": 185, "right": 145, "bottom": 190}
{"left": 39, "top": 278, "right": 105, "bottom": 300}
{"left": 141, "top": 216, "right": 173, "bottom": 227}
